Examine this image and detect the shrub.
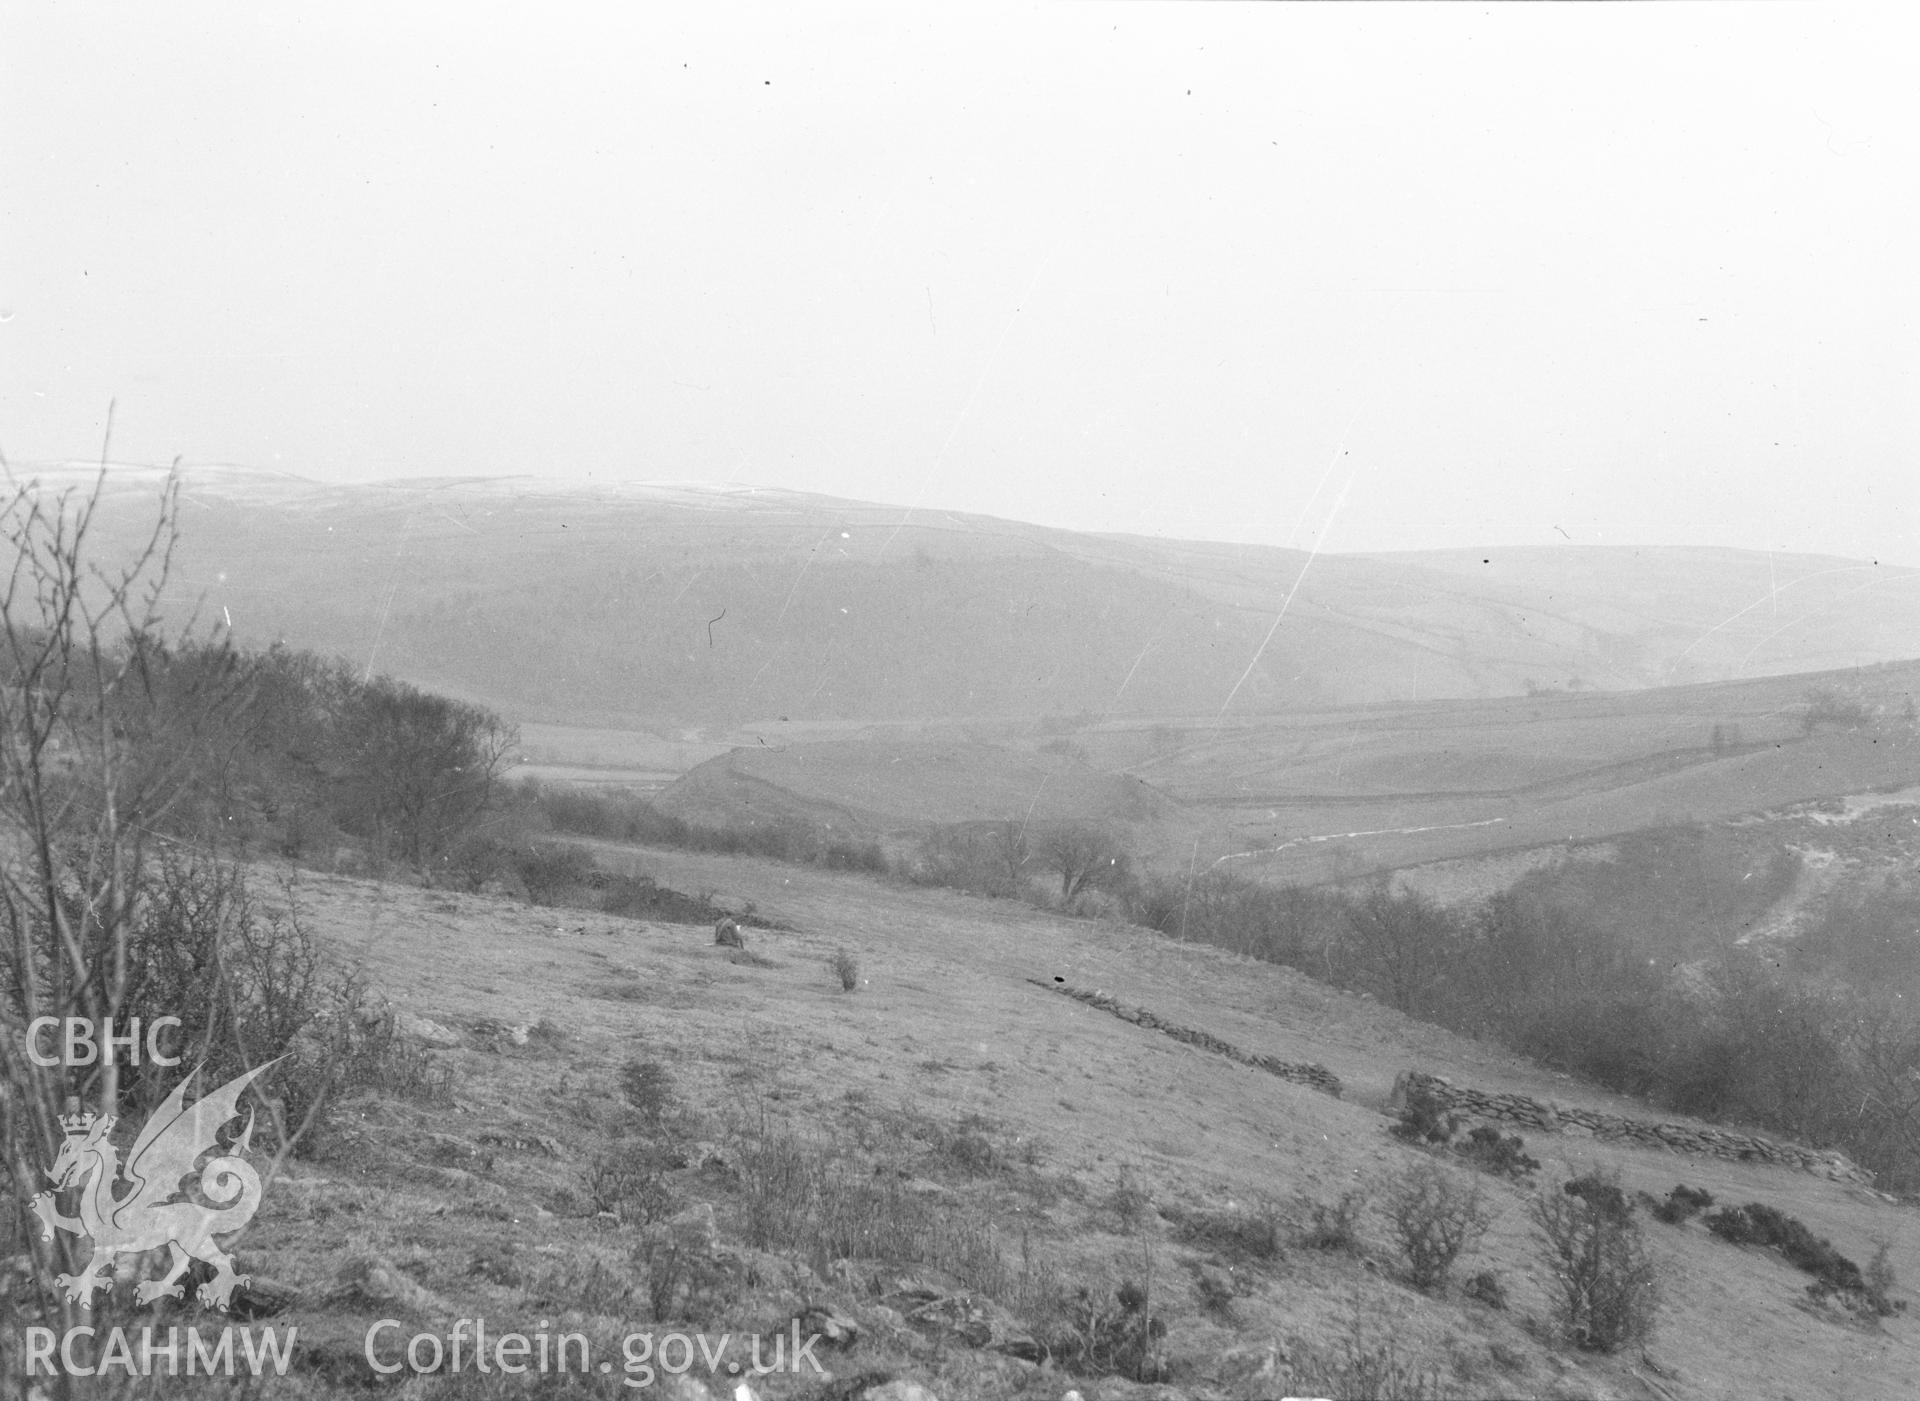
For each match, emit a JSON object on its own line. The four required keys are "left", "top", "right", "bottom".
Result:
{"left": 1384, "top": 1160, "right": 1492, "bottom": 1291}
{"left": 332, "top": 986, "right": 457, "bottom": 1107}
{"left": 1297, "top": 1189, "right": 1367, "bottom": 1252}
{"left": 1562, "top": 1171, "right": 1633, "bottom": 1222}
{"left": 1458, "top": 1125, "right": 1541, "bottom": 1179}
{"left": 517, "top": 841, "right": 597, "bottom": 904}
{"left": 633, "top": 1230, "right": 734, "bottom": 1325}
{"left": 1389, "top": 1081, "right": 1461, "bottom": 1145}
{"left": 1030, "top": 1275, "right": 1167, "bottom": 1383}
{"left": 934, "top": 1121, "right": 1001, "bottom": 1177}
{"left": 120, "top": 860, "right": 433, "bottom": 1156}
{"left": 823, "top": 839, "right": 888, "bottom": 874}
{"left": 331, "top": 674, "right": 514, "bottom": 870}
{"left": 831, "top": 948, "right": 861, "bottom": 991}
{"left": 1864, "top": 1240, "right": 1906, "bottom": 1318}
{"left": 1462, "top": 1270, "right": 1508, "bottom": 1309}
{"left": 1107, "top": 1169, "right": 1152, "bottom": 1235}
{"left": 583, "top": 1148, "right": 679, "bottom": 1224}
{"left": 618, "top": 1058, "right": 677, "bottom": 1128}
{"left": 1532, "top": 1170, "right": 1659, "bottom": 1352}
{"left": 1651, "top": 1183, "right": 1714, "bottom": 1225}
{"left": 724, "top": 1114, "right": 1016, "bottom": 1298}
{"left": 1704, "top": 1202, "right": 1867, "bottom": 1295}
{"left": 1189, "top": 1261, "right": 1239, "bottom": 1321}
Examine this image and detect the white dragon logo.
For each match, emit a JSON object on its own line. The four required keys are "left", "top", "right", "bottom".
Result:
{"left": 29, "top": 1061, "right": 278, "bottom": 1311}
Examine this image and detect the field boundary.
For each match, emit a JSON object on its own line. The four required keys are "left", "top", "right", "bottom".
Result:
{"left": 1392, "top": 1070, "right": 1874, "bottom": 1184}
{"left": 1030, "top": 979, "right": 1344, "bottom": 1098}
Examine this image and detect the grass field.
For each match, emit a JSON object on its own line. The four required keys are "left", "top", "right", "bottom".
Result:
{"left": 602, "top": 661, "right": 1920, "bottom": 894}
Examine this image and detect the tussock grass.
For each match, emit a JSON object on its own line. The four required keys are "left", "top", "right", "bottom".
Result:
{"left": 1162, "top": 1199, "right": 1286, "bottom": 1266}
{"left": 1284, "top": 1298, "right": 1452, "bottom": 1400}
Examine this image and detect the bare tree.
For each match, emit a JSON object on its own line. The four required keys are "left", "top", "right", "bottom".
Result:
{"left": 335, "top": 674, "right": 515, "bottom": 871}
{"left": 0, "top": 460, "right": 216, "bottom": 1386}
{"left": 990, "top": 819, "right": 1032, "bottom": 894}
{"left": 1041, "top": 823, "right": 1129, "bottom": 905}
{"left": 1342, "top": 883, "right": 1456, "bottom": 1016}
{"left": 1842, "top": 999, "right": 1920, "bottom": 1194}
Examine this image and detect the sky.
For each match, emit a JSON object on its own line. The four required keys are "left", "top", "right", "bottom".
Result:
{"left": 2, "top": 3, "right": 1915, "bottom": 562}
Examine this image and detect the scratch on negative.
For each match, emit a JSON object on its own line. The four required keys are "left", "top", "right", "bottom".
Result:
{"left": 1210, "top": 816, "right": 1507, "bottom": 869}
{"left": 1673, "top": 561, "right": 1892, "bottom": 664}
{"left": 1217, "top": 415, "right": 1362, "bottom": 718}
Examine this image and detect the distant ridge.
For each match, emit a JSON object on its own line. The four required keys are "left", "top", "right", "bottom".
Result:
{"left": 36, "top": 464, "right": 1920, "bottom": 728}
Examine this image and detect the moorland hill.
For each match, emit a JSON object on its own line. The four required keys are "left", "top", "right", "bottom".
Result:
{"left": 54, "top": 465, "right": 1920, "bottom": 730}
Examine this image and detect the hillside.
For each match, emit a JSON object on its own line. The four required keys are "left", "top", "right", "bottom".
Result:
{"left": 217, "top": 851, "right": 1919, "bottom": 1399}
{"left": 56, "top": 465, "right": 1920, "bottom": 730}
{"left": 621, "top": 661, "right": 1920, "bottom": 889}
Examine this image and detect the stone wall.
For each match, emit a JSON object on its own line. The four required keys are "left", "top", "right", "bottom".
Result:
{"left": 1032, "top": 980, "right": 1344, "bottom": 1098}
{"left": 1392, "top": 1070, "right": 1872, "bottom": 1185}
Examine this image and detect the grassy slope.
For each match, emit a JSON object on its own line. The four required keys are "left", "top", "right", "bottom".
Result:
{"left": 234, "top": 852, "right": 1920, "bottom": 1400}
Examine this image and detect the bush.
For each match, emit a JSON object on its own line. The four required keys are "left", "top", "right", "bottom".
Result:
{"left": 823, "top": 839, "right": 888, "bottom": 874}
{"left": 331, "top": 674, "right": 514, "bottom": 870}
{"left": 634, "top": 1229, "right": 734, "bottom": 1325}
{"left": 1651, "top": 1184, "right": 1714, "bottom": 1225}
{"left": 1458, "top": 1125, "right": 1541, "bottom": 1179}
{"left": 1107, "top": 1169, "right": 1153, "bottom": 1235}
{"left": 1190, "top": 1262, "right": 1238, "bottom": 1321}
{"left": 618, "top": 1058, "right": 677, "bottom": 1128}
{"left": 1389, "top": 1082, "right": 1461, "bottom": 1146}
{"left": 939, "top": 1128, "right": 1000, "bottom": 1176}
{"left": 1532, "top": 1170, "right": 1659, "bottom": 1352}
{"left": 1030, "top": 1275, "right": 1167, "bottom": 1383}
{"left": 583, "top": 1148, "right": 679, "bottom": 1224}
{"left": 1462, "top": 1270, "right": 1508, "bottom": 1309}
{"left": 1384, "top": 1160, "right": 1492, "bottom": 1291}
{"left": 831, "top": 948, "right": 861, "bottom": 991}
{"left": 1704, "top": 1202, "right": 1867, "bottom": 1295}
{"left": 119, "top": 860, "right": 433, "bottom": 1156}
{"left": 1864, "top": 1240, "right": 1906, "bottom": 1318}
{"left": 724, "top": 1115, "right": 1015, "bottom": 1299}
{"left": 517, "top": 841, "right": 597, "bottom": 904}
{"left": 1562, "top": 1171, "right": 1632, "bottom": 1222}
{"left": 1297, "top": 1189, "right": 1367, "bottom": 1252}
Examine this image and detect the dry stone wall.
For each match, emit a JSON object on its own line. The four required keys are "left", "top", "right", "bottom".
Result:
{"left": 1032, "top": 980, "right": 1343, "bottom": 1098}
{"left": 1393, "top": 1070, "right": 1872, "bottom": 1185}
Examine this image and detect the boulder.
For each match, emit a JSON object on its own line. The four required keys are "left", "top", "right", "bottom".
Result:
{"left": 795, "top": 1303, "right": 862, "bottom": 1349}
{"left": 859, "top": 1384, "right": 941, "bottom": 1401}
{"left": 653, "top": 1201, "right": 719, "bottom": 1255}
{"left": 650, "top": 1376, "right": 716, "bottom": 1401}
{"left": 329, "top": 1256, "right": 444, "bottom": 1316}
{"left": 399, "top": 1013, "right": 463, "bottom": 1048}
